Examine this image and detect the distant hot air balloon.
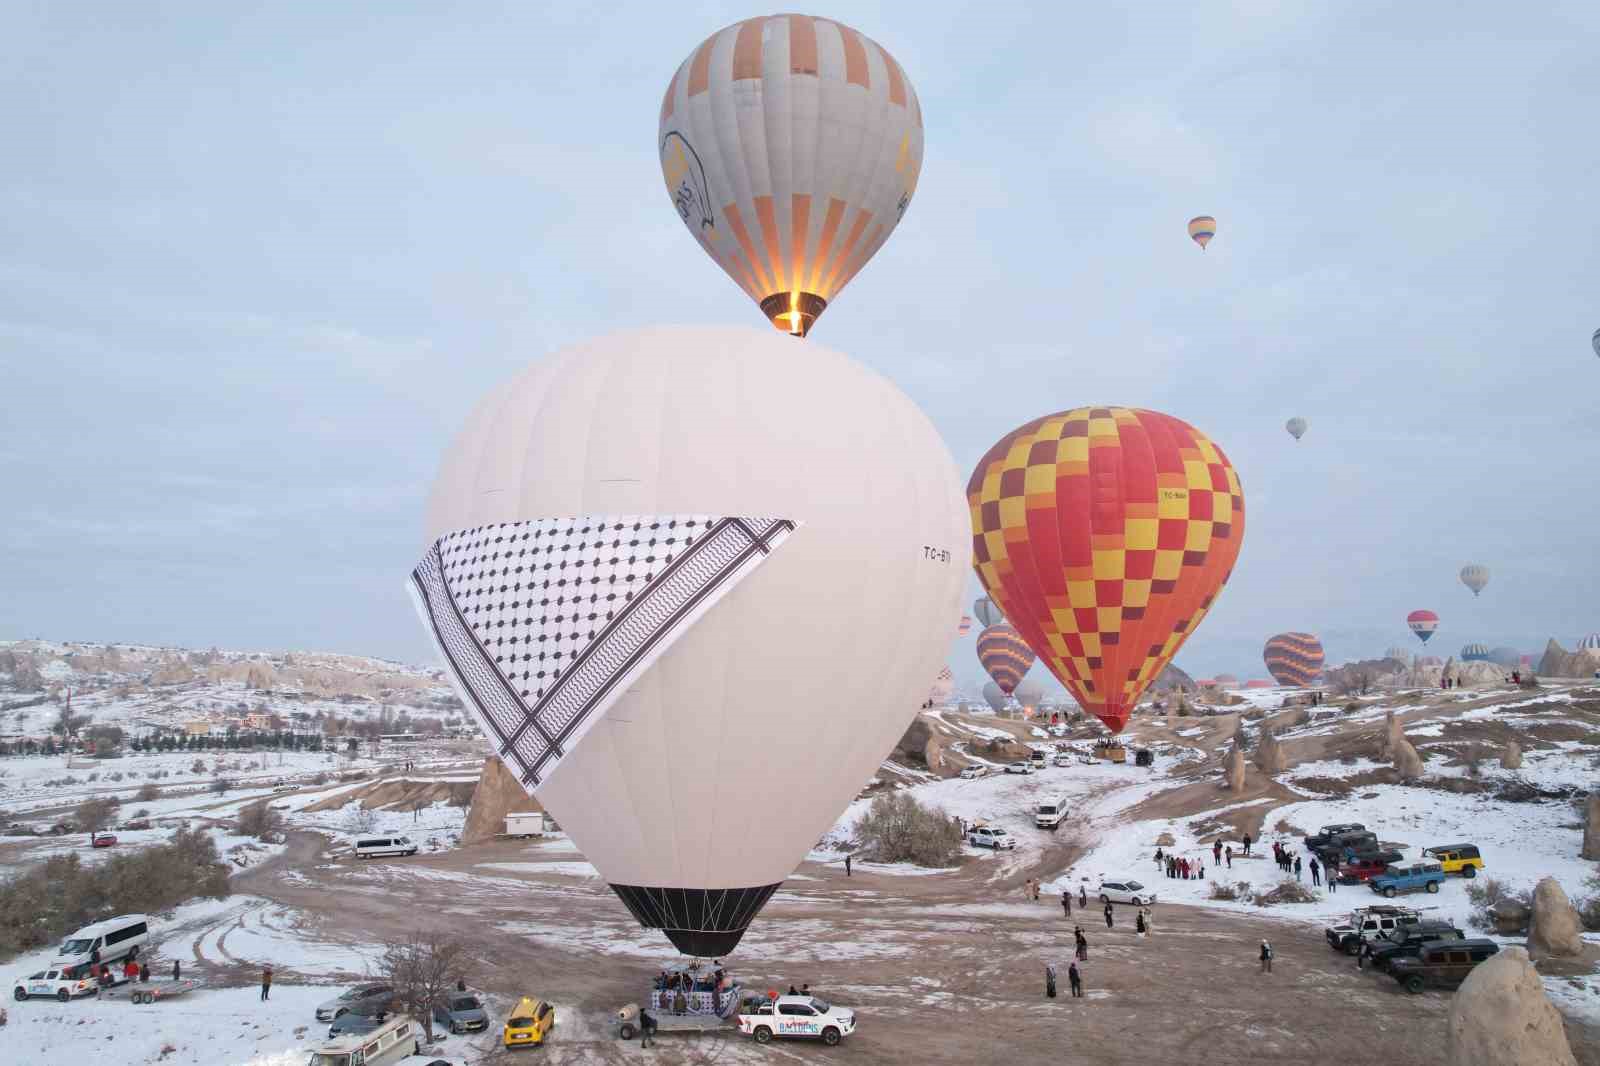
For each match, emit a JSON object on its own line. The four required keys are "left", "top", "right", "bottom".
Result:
{"left": 1263, "top": 633, "right": 1324, "bottom": 687}
{"left": 1579, "top": 633, "right": 1600, "bottom": 652}
{"left": 1014, "top": 679, "right": 1044, "bottom": 714}
{"left": 408, "top": 325, "right": 967, "bottom": 955}
{"left": 1245, "top": 679, "right": 1273, "bottom": 689}
{"left": 1460, "top": 565, "right": 1489, "bottom": 597}
{"left": 973, "top": 597, "right": 1003, "bottom": 628}
{"left": 1406, "top": 609, "right": 1439, "bottom": 644}
{"left": 1592, "top": 327, "right": 1599, "bottom": 358}
{"left": 928, "top": 666, "right": 955, "bottom": 704}
{"left": 977, "top": 623, "right": 1035, "bottom": 695}
{"left": 982, "top": 681, "right": 1007, "bottom": 713}
{"left": 969, "top": 406, "right": 1245, "bottom": 734}
{"left": 957, "top": 614, "right": 973, "bottom": 637}
{"left": 658, "top": 16, "right": 923, "bottom": 338}
{"left": 1488, "top": 647, "right": 1521, "bottom": 668}
{"left": 1285, "top": 417, "right": 1307, "bottom": 441}
{"left": 1460, "top": 643, "right": 1490, "bottom": 661}
{"left": 1215, "top": 673, "right": 1239, "bottom": 686}
{"left": 1188, "top": 215, "right": 1216, "bottom": 250}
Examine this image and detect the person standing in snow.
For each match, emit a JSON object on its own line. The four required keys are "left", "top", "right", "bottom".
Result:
{"left": 1062, "top": 890, "right": 1072, "bottom": 918}
{"left": 1225, "top": 845, "right": 1233, "bottom": 869}
{"left": 1212, "top": 840, "right": 1222, "bottom": 865}
{"left": 1045, "top": 962, "right": 1058, "bottom": 998}
{"left": 1074, "top": 927, "right": 1089, "bottom": 960}
{"left": 1259, "top": 940, "right": 1273, "bottom": 974}
{"left": 844, "top": 854, "right": 851, "bottom": 877}
{"left": 1309, "top": 858, "right": 1321, "bottom": 886}
{"left": 1079, "top": 885, "right": 1087, "bottom": 908}
{"left": 1103, "top": 902, "right": 1114, "bottom": 929}
{"left": 1293, "top": 855, "right": 1303, "bottom": 881}
{"left": 172, "top": 959, "right": 180, "bottom": 982}
{"left": 1135, "top": 910, "right": 1147, "bottom": 937}
{"left": 1068, "top": 961, "right": 1082, "bottom": 998}
{"left": 1242, "top": 833, "right": 1252, "bottom": 855}
{"left": 260, "top": 964, "right": 272, "bottom": 1001}
{"left": 1154, "top": 847, "right": 1164, "bottom": 868}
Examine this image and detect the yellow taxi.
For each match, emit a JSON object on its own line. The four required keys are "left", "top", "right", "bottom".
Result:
{"left": 504, "top": 996, "right": 555, "bottom": 1048}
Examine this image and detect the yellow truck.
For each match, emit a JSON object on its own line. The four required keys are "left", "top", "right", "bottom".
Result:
{"left": 1422, "top": 843, "right": 1484, "bottom": 878}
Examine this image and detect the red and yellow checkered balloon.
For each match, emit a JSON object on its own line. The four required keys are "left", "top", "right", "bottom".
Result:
{"left": 968, "top": 407, "right": 1246, "bottom": 734}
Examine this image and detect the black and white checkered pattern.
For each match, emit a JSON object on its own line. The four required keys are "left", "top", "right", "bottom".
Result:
{"left": 409, "top": 515, "right": 795, "bottom": 790}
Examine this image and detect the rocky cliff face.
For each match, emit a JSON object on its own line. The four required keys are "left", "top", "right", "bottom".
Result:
{"left": 461, "top": 756, "right": 541, "bottom": 845}
{"left": 1537, "top": 639, "right": 1600, "bottom": 679}
{"left": 1149, "top": 663, "right": 1196, "bottom": 693}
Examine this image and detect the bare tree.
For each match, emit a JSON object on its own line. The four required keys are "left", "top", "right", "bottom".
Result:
{"left": 379, "top": 933, "right": 473, "bottom": 1044}
{"left": 74, "top": 796, "right": 118, "bottom": 837}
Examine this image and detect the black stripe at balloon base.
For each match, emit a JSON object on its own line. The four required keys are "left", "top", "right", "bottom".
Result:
{"left": 609, "top": 883, "right": 781, "bottom": 957}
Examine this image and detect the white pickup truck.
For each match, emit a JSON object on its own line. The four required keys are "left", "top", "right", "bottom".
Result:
{"left": 737, "top": 995, "right": 856, "bottom": 1046}
{"left": 12, "top": 966, "right": 105, "bottom": 1001}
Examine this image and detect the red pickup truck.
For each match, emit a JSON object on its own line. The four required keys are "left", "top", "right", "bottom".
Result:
{"left": 1336, "top": 851, "right": 1404, "bottom": 883}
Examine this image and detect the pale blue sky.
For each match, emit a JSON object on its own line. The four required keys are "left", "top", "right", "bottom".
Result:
{"left": 3, "top": 2, "right": 1597, "bottom": 690}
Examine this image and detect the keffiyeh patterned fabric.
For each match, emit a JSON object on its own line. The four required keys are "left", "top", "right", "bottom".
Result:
{"left": 409, "top": 515, "right": 795, "bottom": 790}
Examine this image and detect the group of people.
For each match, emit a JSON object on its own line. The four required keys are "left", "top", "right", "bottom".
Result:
{"left": 1154, "top": 846, "right": 1205, "bottom": 881}
{"left": 651, "top": 962, "right": 730, "bottom": 1016}
{"left": 1270, "top": 841, "right": 1323, "bottom": 885}
{"left": 1059, "top": 884, "right": 1087, "bottom": 917}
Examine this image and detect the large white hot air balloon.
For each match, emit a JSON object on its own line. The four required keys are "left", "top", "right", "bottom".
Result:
{"left": 410, "top": 326, "right": 967, "bottom": 955}
{"left": 658, "top": 15, "right": 923, "bottom": 337}
{"left": 1460, "top": 564, "right": 1489, "bottom": 597}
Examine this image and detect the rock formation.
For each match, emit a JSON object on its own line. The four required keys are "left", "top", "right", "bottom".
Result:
{"left": 461, "top": 756, "right": 541, "bottom": 845}
{"left": 922, "top": 736, "right": 946, "bottom": 771}
{"left": 1538, "top": 638, "right": 1600, "bottom": 679}
{"left": 1499, "top": 740, "right": 1522, "bottom": 770}
{"left": 1584, "top": 794, "right": 1600, "bottom": 861}
{"left": 1392, "top": 737, "right": 1423, "bottom": 780}
{"left": 1253, "top": 728, "right": 1284, "bottom": 775}
{"left": 1149, "top": 663, "right": 1197, "bottom": 693}
{"left": 1489, "top": 898, "right": 1530, "bottom": 936}
{"left": 1381, "top": 710, "right": 1401, "bottom": 757}
{"left": 1447, "top": 946, "right": 1577, "bottom": 1066}
{"left": 1527, "top": 877, "right": 1585, "bottom": 959}
{"left": 1224, "top": 745, "right": 1246, "bottom": 793}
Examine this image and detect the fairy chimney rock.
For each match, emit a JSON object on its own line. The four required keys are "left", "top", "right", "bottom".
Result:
{"left": 1447, "top": 946, "right": 1577, "bottom": 1066}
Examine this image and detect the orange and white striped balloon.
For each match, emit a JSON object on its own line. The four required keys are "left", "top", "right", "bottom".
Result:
{"left": 659, "top": 14, "right": 923, "bottom": 337}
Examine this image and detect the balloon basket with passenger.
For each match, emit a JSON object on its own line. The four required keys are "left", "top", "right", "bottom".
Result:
{"left": 615, "top": 961, "right": 751, "bottom": 1040}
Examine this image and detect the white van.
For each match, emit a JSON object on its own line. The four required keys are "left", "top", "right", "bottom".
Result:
{"left": 306, "top": 1014, "right": 420, "bottom": 1066}
{"left": 1034, "top": 794, "right": 1069, "bottom": 829}
{"left": 354, "top": 836, "right": 417, "bottom": 859}
{"left": 53, "top": 914, "right": 150, "bottom": 969}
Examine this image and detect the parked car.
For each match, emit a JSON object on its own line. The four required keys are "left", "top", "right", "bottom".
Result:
{"left": 1003, "top": 762, "right": 1032, "bottom": 775}
{"left": 1388, "top": 939, "right": 1500, "bottom": 993}
{"left": 433, "top": 991, "right": 489, "bottom": 1034}
{"left": 1097, "top": 879, "right": 1156, "bottom": 906}
{"left": 1335, "top": 853, "right": 1405, "bottom": 884}
{"left": 1028, "top": 750, "right": 1047, "bottom": 769}
{"left": 1051, "top": 752, "right": 1073, "bottom": 767}
{"left": 503, "top": 996, "right": 555, "bottom": 1048}
{"left": 328, "top": 1009, "right": 386, "bottom": 1041}
{"left": 1325, "top": 906, "right": 1420, "bottom": 955}
{"left": 1305, "top": 823, "right": 1366, "bottom": 850}
{"left": 967, "top": 825, "right": 1017, "bottom": 850}
{"left": 316, "top": 984, "right": 396, "bottom": 1022}
{"left": 90, "top": 834, "right": 118, "bottom": 848}
{"left": 958, "top": 766, "right": 988, "bottom": 780}
{"left": 1422, "top": 843, "right": 1483, "bottom": 879}
{"left": 1314, "top": 830, "right": 1378, "bottom": 862}
{"left": 1369, "top": 862, "right": 1447, "bottom": 898}
{"left": 1362, "top": 920, "right": 1466, "bottom": 972}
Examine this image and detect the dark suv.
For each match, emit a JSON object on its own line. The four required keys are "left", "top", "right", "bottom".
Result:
{"left": 1361, "top": 920, "right": 1464, "bottom": 972}
{"left": 1305, "top": 823, "right": 1366, "bottom": 850}
{"left": 1315, "top": 830, "right": 1378, "bottom": 863}
{"left": 1388, "top": 938, "right": 1499, "bottom": 993}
